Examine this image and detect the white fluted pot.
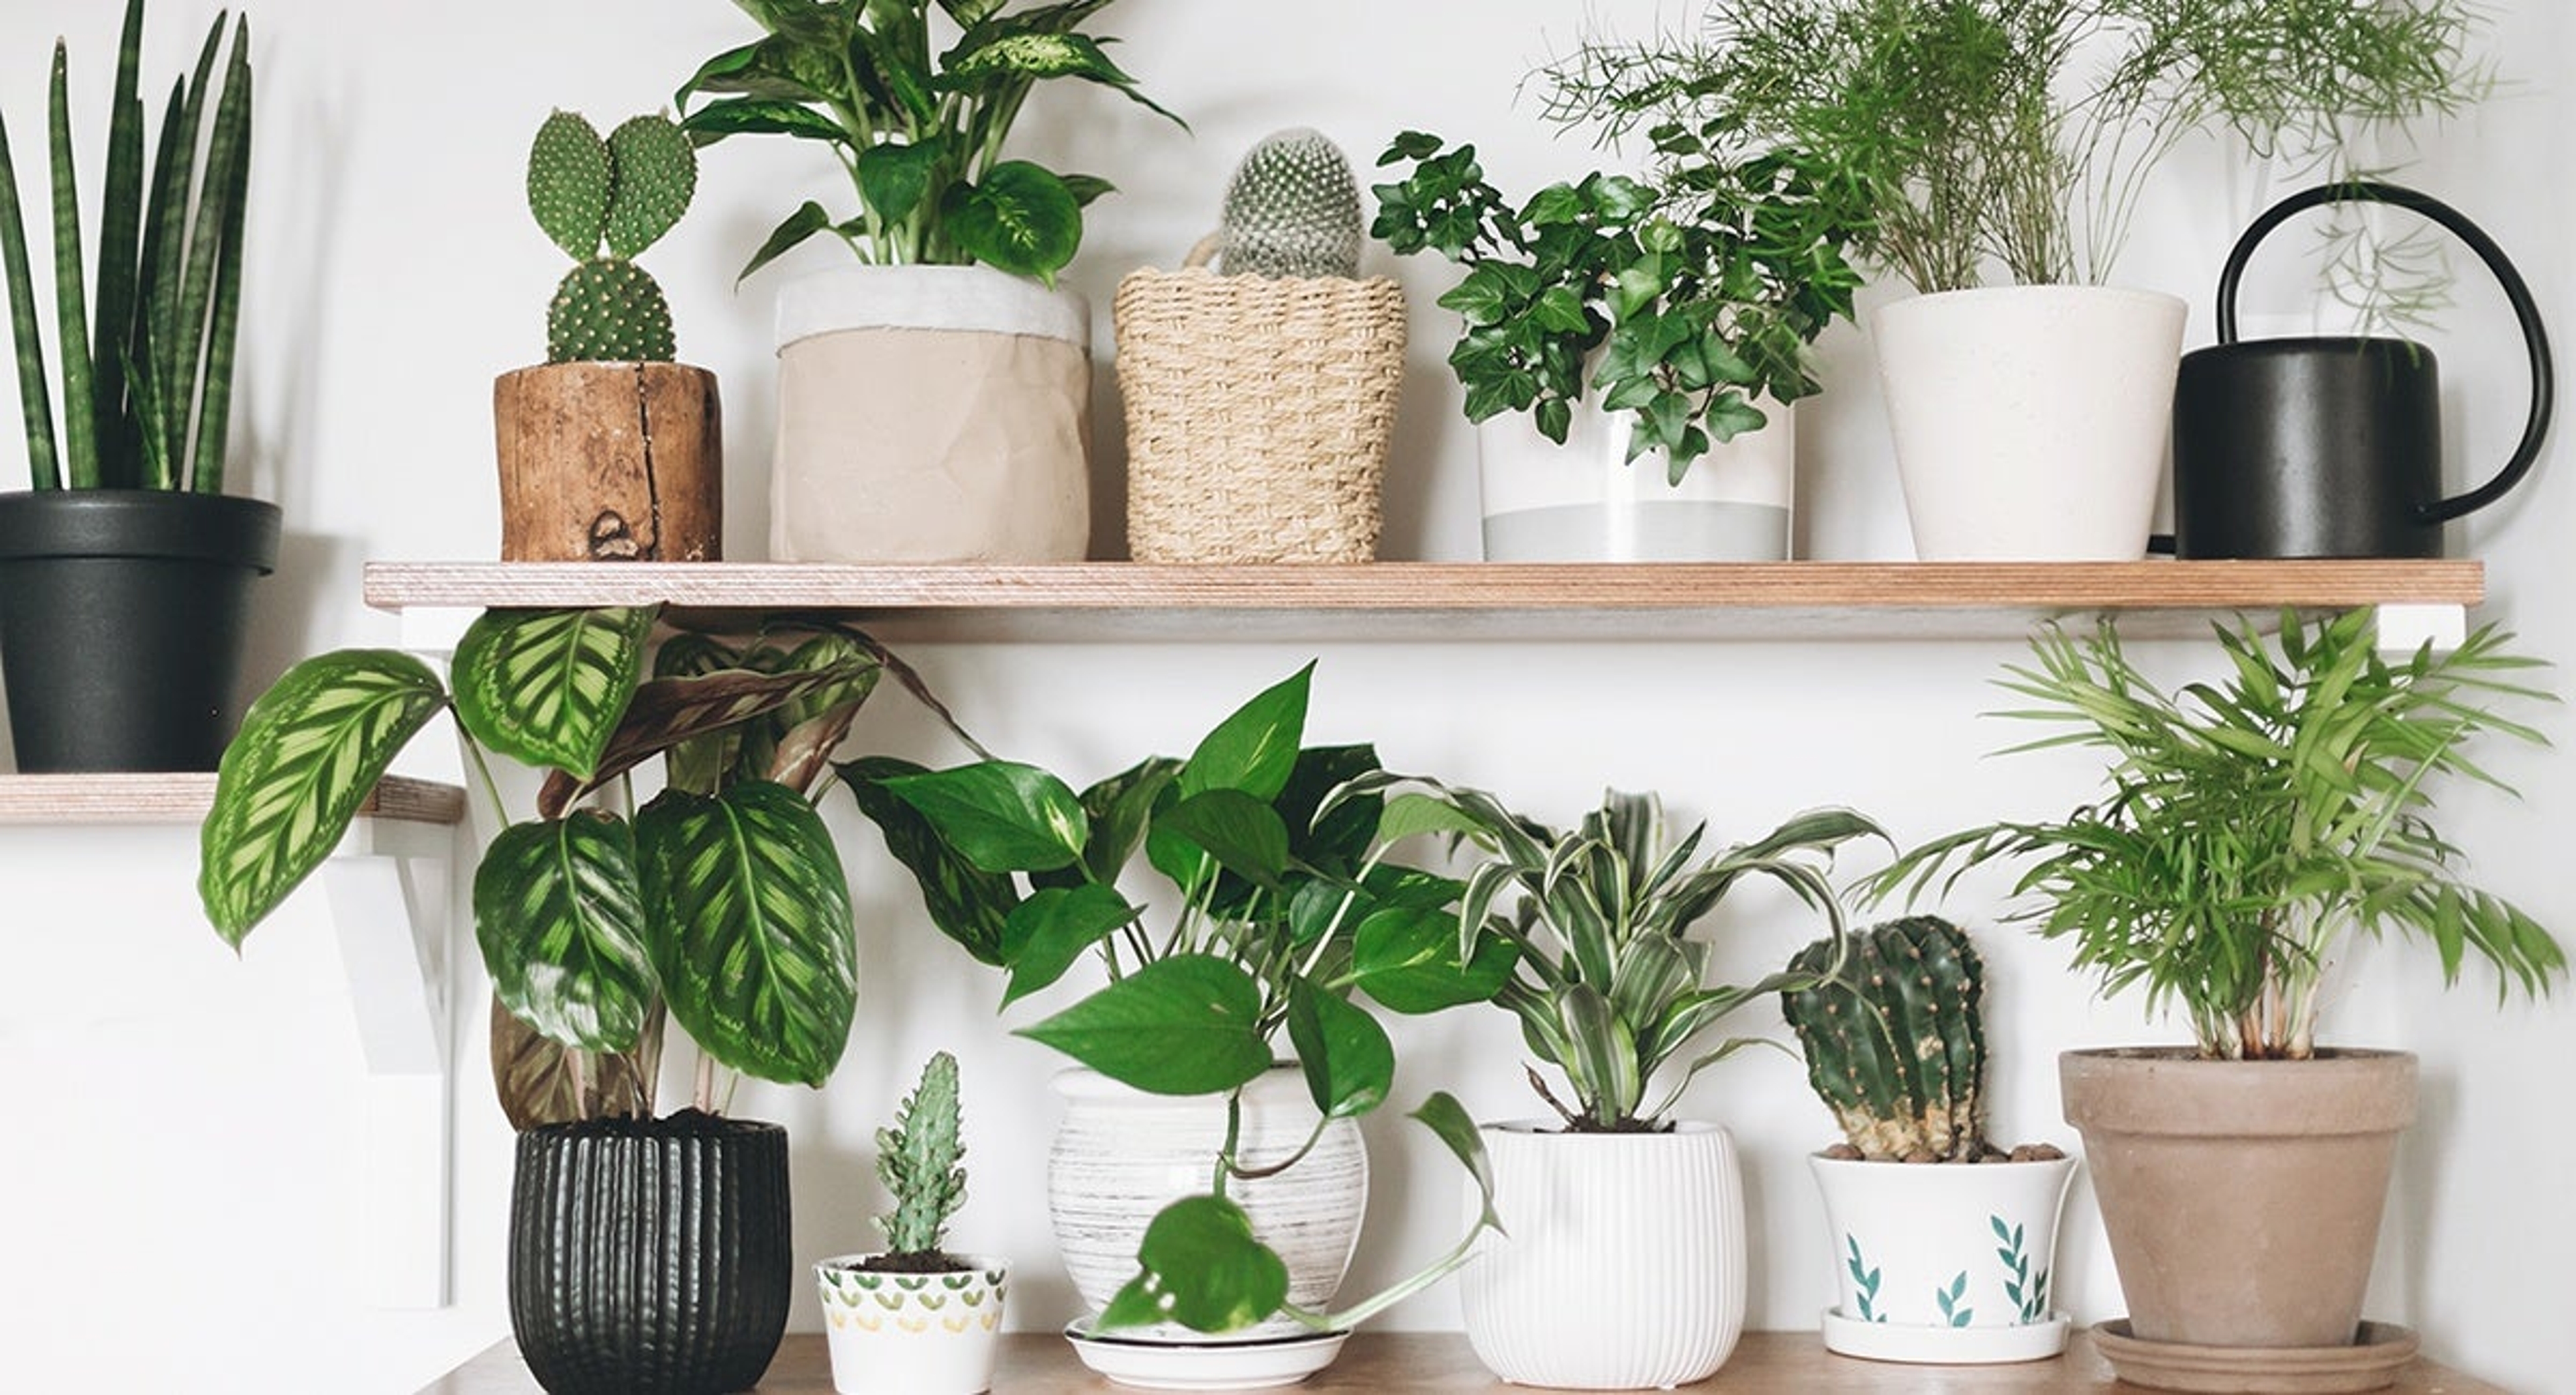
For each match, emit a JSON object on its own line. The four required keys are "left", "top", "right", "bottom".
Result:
{"left": 1047, "top": 1068, "right": 1366, "bottom": 1341}
{"left": 1460, "top": 1122, "right": 1747, "bottom": 1390}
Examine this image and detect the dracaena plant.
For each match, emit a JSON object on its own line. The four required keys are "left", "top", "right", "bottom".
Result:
{"left": 200, "top": 608, "right": 972, "bottom": 1127}
{"left": 676, "top": 0, "right": 1180, "bottom": 286}
{"left": 1866, "top": 611, "right": 2563, "bottom": 1061}
{"left": 1348, "top": 781, "right": 1887, "bottom": 1131}
{"left": 847, "top": 664, "right": 1505, "bottom": 1335}
{"left": 1371, "top": 135, "right": 1867, "bottom": 485}
{"left": 0, "top": 0, "right": 252, "bottom": 493}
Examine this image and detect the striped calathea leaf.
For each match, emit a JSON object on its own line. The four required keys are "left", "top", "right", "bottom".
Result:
{"left": 474, "top": 811, "right": 656, "bottom": 1053}
{"left": 450, "top": 606, "right": 659, "bottom": 777}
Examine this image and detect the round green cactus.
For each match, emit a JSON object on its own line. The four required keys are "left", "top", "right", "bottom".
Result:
{"left": 527, "top": 111, "right": 613, "bottom": 262}
{"left": 546, "top": 260, "right": 676, "bottom": 364}
{"left": 527, "top": 110, "right": 697, "bottom": 362}
{"left": 603, "top": 115, "right": 697, "bottom": 260}
{"left": 1218, "top": 127, "right": 1363, "bottom": 280}
{"left": 1783, "top": 916, "right": 1989, "bottom": 1162}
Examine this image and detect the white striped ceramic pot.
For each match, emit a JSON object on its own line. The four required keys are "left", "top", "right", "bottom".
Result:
{"left": 814, "top": 1254, "right": 1008, "bottom": 1395}
{"left": 1047, "top": 1067, "right": 1366, "bottom": 1341}
{"left": 1460, "top": 1121, "right": 1748, "bottom": 1389}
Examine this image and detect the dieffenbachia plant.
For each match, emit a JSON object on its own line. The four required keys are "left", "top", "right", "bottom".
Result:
{"left": 0, "top": 0, "right": 252, "bottom": 492}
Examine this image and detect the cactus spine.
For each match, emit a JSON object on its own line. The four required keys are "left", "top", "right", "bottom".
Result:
{"left": 527, "top": 111, "right": 694, "bottom": 363}
{"left": 877, "top": 1051, "right": 967, "bottom": 1259}
{"left": 1217, "top": 127, "right": 1362, "bottom": 280}
{"left": 1783, "top": 916, "right": 1988, "bottom": 1162}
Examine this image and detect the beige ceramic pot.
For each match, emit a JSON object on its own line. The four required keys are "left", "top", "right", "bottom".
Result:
{"left": 2059, "top": 1048, "right": 2416, "bottom": 1350}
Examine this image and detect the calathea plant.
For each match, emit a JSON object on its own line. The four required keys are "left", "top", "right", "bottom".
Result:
{"left": 525, "top": 110, "right": 696, "bottom": 364}
{"left": 848, "top": 664, "right": 1506, "bottom": 1334}
{"left": 1371, "top": 133, "right": 1867, "bottom": 484}
{"left": 201, "top": 608, "right": 970, "bottom": 1125}
{"left": 676, "top": 0, "right": 1180, "bottom": 286}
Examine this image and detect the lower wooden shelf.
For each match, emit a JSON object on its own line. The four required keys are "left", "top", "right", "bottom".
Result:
{"left": 419, "top": 1330, "right": 2502, "bottom": 1393}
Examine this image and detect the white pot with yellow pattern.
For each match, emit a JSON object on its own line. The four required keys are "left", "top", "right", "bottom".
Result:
{"left": 815, "top": 1252, "right": 1009, "bottom": 1395}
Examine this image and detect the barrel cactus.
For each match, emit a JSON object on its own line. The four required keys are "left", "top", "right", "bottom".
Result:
{"left": 1217, "top": 127, "right": 1363, "bottom": 279}
{"left": 527, "top": 110, "right": 694, "bottom": 363}
{"left": 878, "top": 1051, "right": 967, "bottom": 1262}
{"left": 1783, "top": 916, "right": 1988, "bottom": 1162}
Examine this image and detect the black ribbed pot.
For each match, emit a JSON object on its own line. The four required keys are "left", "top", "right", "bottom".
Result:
{"left": 508, "top": 1112, "right": 792, "bottom": 1395}
{"left": 0, "top": 490, "right": 280, "bottom": 771}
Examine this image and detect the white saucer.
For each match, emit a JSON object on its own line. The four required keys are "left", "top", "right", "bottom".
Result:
{"left": 1062, "top": 1322, "right": 1350, "bottom": 1391}
{"left": 1821, "top": 1307, "right": 2072, "bottom": 1364}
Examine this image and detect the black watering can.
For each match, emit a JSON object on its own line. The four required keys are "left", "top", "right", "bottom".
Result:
{"left": 2166, "top": 182, "right": 2553, "bottom": 559}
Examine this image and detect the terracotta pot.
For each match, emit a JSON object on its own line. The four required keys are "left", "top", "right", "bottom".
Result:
{"left": 2059, "top": 1048, "right": 2416, "bottom": 1349}
{"left": 493, "top": 362, "right": 722, "bottom": 562}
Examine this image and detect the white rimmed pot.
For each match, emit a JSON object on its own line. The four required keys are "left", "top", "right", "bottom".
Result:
{"left": 1810, "top": 1152, "right": 2079, "bottom": 1365}
{"left": 1460, "top": 1121, "right": 1747, "bottom": 1390}
{"left": 1870, "top": 285, "right": 2187, "bottom": 560}
{"left": 771, "top": 265, "right": 1091, "bottom": 561}
{"left": 1047, "top": 1067, "right": 1366, "bottom": 1344}
{"left": 1475, "top": 398, "right": 1796, "bottom": 561}
{"left": 814, "top": 1253, "right": 1008, "bottom": 1395}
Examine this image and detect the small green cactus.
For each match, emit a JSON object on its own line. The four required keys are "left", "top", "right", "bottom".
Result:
{"left": 877, "top": 1051, "right": 968, "bottom": 1260}
{"left": 1783, "top": 916, "right": 1988, "bottom": 1162}
{"left": 527, "top": 111, "right": 695, "bottom": 364}
{"left": 1217, "top": 127, "right": 1363, "bottom": 280}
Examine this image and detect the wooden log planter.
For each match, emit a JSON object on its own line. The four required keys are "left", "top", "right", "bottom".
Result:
{"left": 494, "top": 362, "right": 722, "bottom": 562}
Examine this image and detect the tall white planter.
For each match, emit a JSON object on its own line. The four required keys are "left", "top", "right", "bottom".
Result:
{"left": 1460, "top": 1122, "right": 1747, "bottom": 1390}
{"left": 1047, "top": 1068, "right": 1365, "bottom": 1343}
{"left": 1476, "top": 400, "right": 1795, "bottom": 561}
{"left": 1810, "top": 1154, "right": 2078, "bottom": 1364}
{"left": 1871, "top": 286, "right": 2186, "bottom": 560}
{"left": 771, "top": 265, "right": 1092, "bottom": 562}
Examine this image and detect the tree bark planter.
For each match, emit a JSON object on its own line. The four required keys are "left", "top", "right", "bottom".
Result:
{"left": 494, "top": 363, "right": 722, "bottom": 562}
{"left": 1476, "top": 400, "right": 1796, "bottom": 562}
{"left": 815, "top": 1253, "right": 1008, "bottom": 1395}
{"left": 771, "top": 266, "right": 1091, "bottom": 563}
{"left": 0, "top": 490, "right": 279, "bottom": 772}
{"left": 509, "top": 1112, "right": 792, "bottom": 1395}
{"left": 2059, "top": 1048, "right": 2416, "bottom": 1365}
{"left": 1809, "top": 1152, "right": 2078, "bottom": 1364}
{"left": 1460, "top": 1122, "right": 1748, "bottom": 1390}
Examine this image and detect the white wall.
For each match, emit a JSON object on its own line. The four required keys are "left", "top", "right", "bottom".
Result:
{"left": 1, "top": 2, "right": 2569, "bottom": 1391}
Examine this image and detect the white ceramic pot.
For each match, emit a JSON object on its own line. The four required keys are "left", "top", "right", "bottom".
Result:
{"left": 814, "top": 1253, "right": 1008, "bottom": 1395}
{"left": 1476, "top": 399, "right": 1795, "bottom": 561}
{"left": 771, "top": 265, "right": 1091, "bottom": 562}
{"left": 1460, "top": 1121, "right": 1747, "bottom": 1390}
{"left": 1047, "top": 1068, "right": 1365, "bottom": 1343}
{"left": 1870, "top": 285, "right": 2187, "bottom": 560}
{"left": 1809, "top": 1154, "right": 2078, "bottom": 1365}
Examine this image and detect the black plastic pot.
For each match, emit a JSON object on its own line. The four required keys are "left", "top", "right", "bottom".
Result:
{"left": 0, "top": 490, "right": 280, "bottom": 771}
{"left": 509, "top": 1112, "right": 793, "bottom": 1395}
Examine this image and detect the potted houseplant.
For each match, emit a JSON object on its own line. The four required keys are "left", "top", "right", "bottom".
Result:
{"left": 1371, "top": 133, "right": 1866, "bottom": 561}
{"left": 676, "top": 0, "right": 1179, "bottom": 563}
{"left": 847, "top": 665, "right": 1501, "bottom": 1384}
{"left": 0, "top": 0, "right": 275, "bottom": 771}
{"left": 1780, "top": 915, "right": 2076, "bottom": 1365}
{"left": 1116, "top": 128, "right": 1408, "bottom": 564}
{"left": 1545, "top": 0, "right": 2491, "bottom": 559}
{"left": 199, "top": 607, "right": 960, "bottom": 1395}
{"left": 1350, "top": 779, "right": 1886, "bottom": 1389}
{"left": 816, "top": 1052, "right": 1010, "bottom": 1395}
{"left": 495, "top": 110, "right": 720, "bottom": 563}
{"left": 1870, "top": 610, "right": 2561, "bottom": 1387}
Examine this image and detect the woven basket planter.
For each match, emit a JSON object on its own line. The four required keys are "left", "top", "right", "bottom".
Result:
{"left": 1115, "top": 257, "right": 1405, "bottom": 563}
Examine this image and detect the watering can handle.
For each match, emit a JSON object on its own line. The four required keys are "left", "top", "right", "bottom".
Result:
{"left": 2215, "top": 181, "right": 2555, "bottom": 524}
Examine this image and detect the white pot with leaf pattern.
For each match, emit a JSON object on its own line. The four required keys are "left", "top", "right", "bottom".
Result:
{"left": 815, "top": 1253, "right": 1009, "bottom": 1395}
{"left": 1810, "top": 1153, "right": 2078, "bottom": 1365}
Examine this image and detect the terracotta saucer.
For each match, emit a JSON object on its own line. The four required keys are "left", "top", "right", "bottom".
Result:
{"left": 2091, "top": 1319, "right": 2420, "bottom": 1394}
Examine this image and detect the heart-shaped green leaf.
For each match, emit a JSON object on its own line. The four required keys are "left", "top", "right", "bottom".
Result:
{"left": 1180, "top": 664, "right": 1313, "bottom": 801}
{"left": 858, "top": 135, "right": 947, "bottom": 226}
{"left": 1072, "top": 756, "right": 1181, "bottom": 887}
{"left": 474, "top": 812, "right": 655, "bottom": 1053}
{"left": 1000, "top": 883, "right": 1140, "bottom": 1007}
{"left": 1413, "top": 1091, "right": 1500, "bottom": 1231}
{"left": 1286, "top": 976, "right": 1393, "bottom": 1119}
{"left": 1353, "top": 905, "right": 1519, "bottom": 1014}
{"left": 1154, "top": 788, "right": 1290, "bottom": 891}
{"left": 1019, "top": 954, "right": 1269, "bottom": 1095}
{"left": 881, "top": 760, "right": 1089, "bottom": 873}
{"left": 451, "top": 606, "right": 658, "bottom": 778}
{"left": 944, "top": 160, "right": 1081, "bottom": 282}
{"left": 1095, "top": 1194, "right": 1289, "bottom": 1335}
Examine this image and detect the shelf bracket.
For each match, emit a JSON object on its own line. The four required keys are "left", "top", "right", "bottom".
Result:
{"left": 2372, "top": 602, "right": 2469, "bottom": 656}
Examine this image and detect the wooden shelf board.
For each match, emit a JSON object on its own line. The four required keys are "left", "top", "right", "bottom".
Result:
{"left": 364, "top": 560, "right": 2483, "bottom": 644}
{"left": 0, "top": 773, "right": 467, "bottom": 827}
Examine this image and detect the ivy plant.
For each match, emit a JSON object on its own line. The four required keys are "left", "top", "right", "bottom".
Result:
{"left": 1372, "top": 132, "right": 1867, "bottom": 485}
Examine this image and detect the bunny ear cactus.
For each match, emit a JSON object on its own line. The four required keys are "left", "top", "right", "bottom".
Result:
{"left": 1218, "top": 127, "right": 1363, "bottom": 279}
{"left": 877, "top": 1051, "right": 969, "bottom": 1262}
{"left": 527, "top": 111, "right": 694, "bottom": 364}
{"left": 1782, "top": 915, "right": 1988, "bottom": 1162}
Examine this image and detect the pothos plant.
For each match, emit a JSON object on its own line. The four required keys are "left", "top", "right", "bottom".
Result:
{"left": 676, "top": 0, "right": 1181, "bottom": 286}
{"left": 200, "top": 607, "right": 974, "bottom": 1126}
{"left": 1372, "top": 133, "right": 1868, "bottom": 484}
{"left": 847, "top": 664, "right": 1508, "bottom": 1335}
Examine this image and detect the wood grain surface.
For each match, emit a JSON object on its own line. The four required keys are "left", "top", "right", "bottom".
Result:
{"left": 0, "top": 773, "right": 465, "bottom": 826}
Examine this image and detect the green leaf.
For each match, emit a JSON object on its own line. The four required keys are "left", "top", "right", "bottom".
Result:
{"left": 945, "top": 30, "right": 1131, "bottom": 85}
{"left": 945, "top": 160, "right": 1082, "bottom": 282}
{"left": 840, "top": 757, "right": 1017, "bottom": 966}
{"left": 1018, "top": 954, "right": 1271, "bottom": 1095}
{"left": 539, "top": 661, "right": 868, "bottom": 818}
{"left": 1059, "top": 172, "right": 1116, "bottom": 207}
{"left": 1094, "top": 1194, "right": 1289, "bottom": 1335}
{"left": 1352, "top": 906, "right": 1518, "bottom": 1014}
{"left": 1286, "top": 976, "right": 1393, "bottom": 1119}
{"left": 1076, "top": 756, "right": 1181, "bottom": 885}
{"left": 675, "top": 37, "right": 827, "bottom": 105}
{"left": 938, "top": 0, "right": 1010, "bottom": 27}
{"left": 637, "top": 781, "right": 857, "bottom": 1086}
{"left": 881, "top": 760, "right": 1089, "bottom": 873}
{"left": 200, "top": 651, "right": 447, "bottom": 946}
{"left": 451, "top": 607, "right": 658, "bottom": 778}
{"left": 1411, "top": 1091, "right": 1499, "bottom": 1229}
{"left": 678, "top": 96, "right": 845, "bottom": 144}
{"left": 474, "top": 813, "right": 655, "bottom": 1052}
{"left": 857, "top": 136, "right": 946, "bottom": 226}
{"left": 527, "top": 111, "right": 610, "bottom": 259}
{"left": 1180, "top": 664, "right": 1313, "bottom": 801}
{"left": 1154, "top": 788, "right": 1290, "bottom": 891}
{"left": 1000, "top": 884, "right": 1140, "bottom": 1007}
{"left": 737, "top": 199, "right": 833, "bottom": 284}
